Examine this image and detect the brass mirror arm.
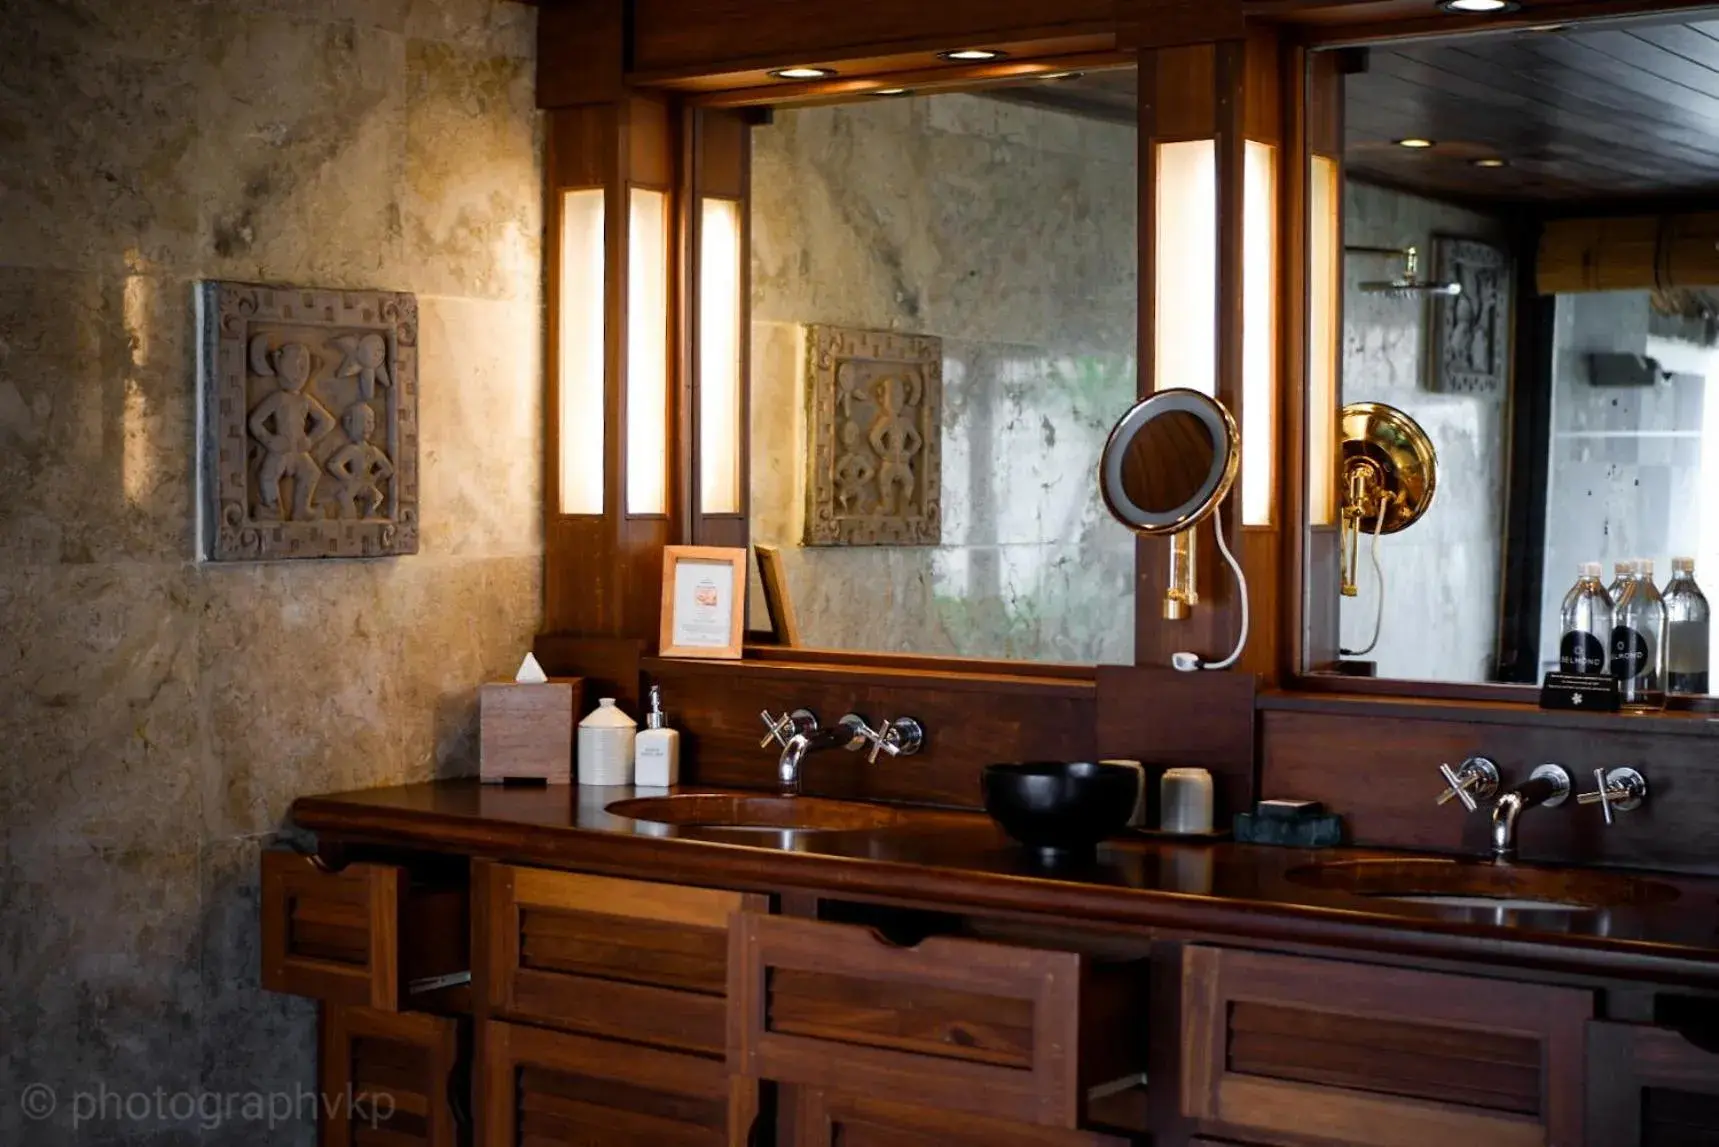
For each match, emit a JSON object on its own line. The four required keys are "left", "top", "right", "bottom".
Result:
{"left": 1165, "top": 530, "right": 1197, "bottom": 621}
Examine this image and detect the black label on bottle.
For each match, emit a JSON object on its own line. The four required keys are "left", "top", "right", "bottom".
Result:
{"left": 1611, "top": 626, "right": 1649, "bottom": 681}
{"left": 1560, "top": 631, "right": 1606, "bottom": 674}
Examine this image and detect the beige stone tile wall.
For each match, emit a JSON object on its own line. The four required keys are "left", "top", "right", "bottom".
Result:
{"left": 0, "top": 0, "right": 543, "bottom": 1141}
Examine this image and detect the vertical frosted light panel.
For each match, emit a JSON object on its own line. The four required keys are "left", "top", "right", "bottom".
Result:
{"left": 1153, "top": 139, "right": 1217, "bottom": 396}
{"left": 558, "top": 188, "right": 606, "bottom": 515}
{"left": 699, "top": 197, "right": 743, "bottom": 515}
{"left": 1241, "top": 140, "right": 1278, "bottom": 527}
{"left": 1307, "top": 154, "right": 1341, "bottom": 526}
{"left": 627, "top": 188, "right": 670, "bottom": 515}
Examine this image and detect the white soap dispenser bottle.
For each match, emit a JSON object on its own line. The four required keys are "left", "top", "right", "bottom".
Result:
{"left": 633, "top": 685, "right": 681, "bottom": 788}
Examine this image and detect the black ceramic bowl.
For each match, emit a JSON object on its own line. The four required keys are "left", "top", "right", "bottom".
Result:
{"left": 981, "top": 761, "right": 1141, "bottom": 863}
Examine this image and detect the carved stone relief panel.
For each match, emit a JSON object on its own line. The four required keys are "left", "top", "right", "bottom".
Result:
{"left": 803, "top": 325, "right": 942, "bottom": 547}
{"left": 201, "top": 281, "right": 419, "bottom": 561}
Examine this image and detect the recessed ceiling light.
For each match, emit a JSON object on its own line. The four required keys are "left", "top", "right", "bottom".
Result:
{"left": 1472, "top": 157, "right": 1509, "bottom": 168}
{"left": 1041, "top": 71, "right": 1084, "bottom": 81}
{"left": 873, "top": 87, "right": 912, "bottom": 97}
{"left": 1395, "top": 138, "right": 1436, "bottom": 149}
{"left": 939, "top": 49, "right": 1008, "bottom": 62}
{"left": 1438, "top": 0, "right": 1521, "bottom": 11}
{"left": 769, "top": 66, "right": 835, "bottom": 80}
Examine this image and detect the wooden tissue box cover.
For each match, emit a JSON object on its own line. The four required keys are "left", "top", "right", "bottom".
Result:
{"left": 480, "top": 678, "right": 582, "bottom": 783}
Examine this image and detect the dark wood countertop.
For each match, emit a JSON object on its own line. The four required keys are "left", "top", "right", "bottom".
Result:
{"left": 292, "top": 780, "right": 1719, "bottom": 986}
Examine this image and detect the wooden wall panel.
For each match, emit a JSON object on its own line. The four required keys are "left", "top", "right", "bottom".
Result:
{"left": 1096, "top": 665, "right": 1257, "bottom": 826}
{"left": 535, "top": 0, "right": 625, "bottom": 109}
{"left": 630, "top": 0, "right": 1119, "bottom": 77}
{"left": 641, "top": 658, "right": 1097, "bottom": 808}
{"left": 1261, "top": 701, "right": 1719, "bottom": 875}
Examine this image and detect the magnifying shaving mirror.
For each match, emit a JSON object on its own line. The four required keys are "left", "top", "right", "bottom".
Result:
{"left": 1099, "top": 388, "right": 1248, "bottom": 672}
{"left": 1338, "top": 401, "right": 1438, "bottom": 660}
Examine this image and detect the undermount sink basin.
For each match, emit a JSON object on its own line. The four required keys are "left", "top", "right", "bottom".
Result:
{"left": 1286, "top": 857, "right": 1681, "bottom": 913}
{"left": 604, "top": 793, "right": 914, "bottom": 833}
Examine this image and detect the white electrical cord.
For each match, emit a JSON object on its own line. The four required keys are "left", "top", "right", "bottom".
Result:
{"left": 1171, "top": 504, "right": 1250, "bottom": 672}
{"left": 1341, "top": 503, "right": 1388, "bottom": 658}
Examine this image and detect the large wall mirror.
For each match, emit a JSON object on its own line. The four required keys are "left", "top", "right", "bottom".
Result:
{"left": 745, "top": 69, "right": 1140, "bottom": 663}
{"left": 1303, "top": 13, "right": 1719, "bottom": 703}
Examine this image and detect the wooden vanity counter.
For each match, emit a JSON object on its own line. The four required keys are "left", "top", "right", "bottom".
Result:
{"left": 291, "top": 779, "right": 1719, "bottom": 987}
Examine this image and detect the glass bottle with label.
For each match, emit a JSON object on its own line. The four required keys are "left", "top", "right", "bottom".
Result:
{"left": 1665, "top": 557, "right": 1711, "bottom": 696}
{"left": 1558, "top": 562, "right": 1612, "bottom": 676}
{"left": 1611, "top": 558, "right": 1668, "bottom": 710}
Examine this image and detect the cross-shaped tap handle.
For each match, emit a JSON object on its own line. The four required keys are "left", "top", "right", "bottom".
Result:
{"left": 1577, "top": 766, "right": 1647, "bottom": 826}
{"left": 1435, "top": 756, "right": 1499, "bottom": 812}
{"left": 759, "top": 709, "right": 818, "bottom": 750}
{"left": 859, "top": 716, "right": 925, "bottom": 765}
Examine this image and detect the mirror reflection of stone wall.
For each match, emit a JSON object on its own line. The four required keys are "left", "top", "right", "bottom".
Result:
{"left": 1338, "top": 182, "right": 1510, "bottom": 682}
{"left": 1536, "top": 290, "right": 1719, "bottom": 679}
{"left": 748, "top": 83, "right": 1139, "bottom": 663}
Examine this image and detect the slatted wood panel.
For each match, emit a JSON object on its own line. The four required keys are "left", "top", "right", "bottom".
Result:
{"left": 1227, "top": 1001, "right": 1542, "bottom": 1117}
{"left": 321, "top": 1006, "right": 462, "bottom": 1147}
{"left": 1182, "top": 946, "right": 1592, "bottom": 1147}
{"left": 1345, "top": 21, "right": 1719, "bottom": 203}
{"left": 262, "top": 852, "right": 400, "bottom": 1010}
{"left": 769, "top": 969, "right": 1039, "bottom": 1069}
{"left": 793, "top": 1089, "right": 1134, "bottom": 1147}
{"left": 480, "top": 1021, "right": 755, "bottom": 1147}
{"left": 475, "top": 863, "right": 763, "bottom": 1057}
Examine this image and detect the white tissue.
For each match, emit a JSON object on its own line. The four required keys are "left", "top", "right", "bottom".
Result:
{"left": 514, "top": 652, "right": 549, "bottom": 685}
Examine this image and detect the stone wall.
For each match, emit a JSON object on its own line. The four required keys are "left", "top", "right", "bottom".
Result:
{"left": 748, "top": 92, "right": 1139, "bottom": 664}
{"left": 0, "top": 1, "right": 543, "bottom": 1143}
{"left": 1339, "top": 181, "right": 1509, "bottom": 682}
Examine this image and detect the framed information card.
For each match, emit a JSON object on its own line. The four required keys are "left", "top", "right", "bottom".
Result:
{"left": 659, "top": 545, "right": 747, "bottom": 659}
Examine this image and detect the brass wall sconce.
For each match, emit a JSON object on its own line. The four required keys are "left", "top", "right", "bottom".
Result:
{"left": 1338, "top": 402, "right": 1437, "bottom": 658}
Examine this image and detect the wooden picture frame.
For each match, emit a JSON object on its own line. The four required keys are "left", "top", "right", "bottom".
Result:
{"left": 659, "top": 545, "right": 747, "bottom": 659}
{"left": 754, "top": 544, "right": 801, "bottom": 648}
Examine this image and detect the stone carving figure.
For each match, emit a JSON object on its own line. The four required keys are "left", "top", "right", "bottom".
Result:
{"left": 332, "top": 333, "right": 392, "bottom": 399}
{"left": 248, "top": 339, "right": 335, "bottom": 521}
{"left": 832, "top": 420, "right": 875, "bottom": 514}
{"left": 325, "top": 402, "right": 395, "bottom": 520}
{"left": 867, "top": 373, "right": 924, "bottom": 516}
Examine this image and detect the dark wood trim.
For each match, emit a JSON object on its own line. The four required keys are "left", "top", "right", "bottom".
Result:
{"left": 1259, "top": 685, "right": 1719, "bottom": 736}
{"left": 1493, "top": 218, "right": 1555, "bottom": 686}
{"left": 1267, "top": 0, "right": 1719, "bottom": 47}
{"left": 739, "top": 645, "right": 1098, "bottom": 682}
{"left": 646, "top": 655, "right": 1097, "bottom": 699}
{"left": 685, "top": 52, "right": 1138, "bottom": 108}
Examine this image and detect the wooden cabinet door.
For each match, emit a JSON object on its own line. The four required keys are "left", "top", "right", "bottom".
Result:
{"left": 732, "top": 913, "right": 1145, "bottom": 1130}
{"left": 321, "top": 1004, "right": 465, "bottom": 1147}
{"left": 261, "top": 851, "right": 467, "bottom": 1011}
{"left": 479, "top": 1020, "right": 757, "bottom": 1147}
{"left": 1181, "top": 946, "right": 1592, "bottom": 1147}
{"left": 473, "top": 862, "right": 763, "bottom": 1056}
{"left": 791, "top": 1089, "right": 1132, "bottom": 1147}
{"left": 1588, "top": 1020, "right": 1719, "bottom": 1146}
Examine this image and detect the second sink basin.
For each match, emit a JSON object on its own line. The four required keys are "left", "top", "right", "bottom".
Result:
{"left": 1286, "top": 856, "right": 1681, "bottom": 913}
{"left": 605, "top": 793, "right": 915, "bottom": 833}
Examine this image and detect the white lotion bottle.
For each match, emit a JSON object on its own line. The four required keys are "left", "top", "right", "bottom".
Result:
{"left": 633, "top": 685, "right": 681, "bottom": 788}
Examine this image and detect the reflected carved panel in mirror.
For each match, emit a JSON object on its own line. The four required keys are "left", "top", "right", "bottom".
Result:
{"left": 804, "top": 324, "right": 943, "bottom": 547}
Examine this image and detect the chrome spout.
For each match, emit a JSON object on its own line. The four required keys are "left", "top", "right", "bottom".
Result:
{"left": 1489, "top": 764, "right": 1570, "bottom": 861}
{"left": 777, "top": 715, "right": 867, "bottom": 794}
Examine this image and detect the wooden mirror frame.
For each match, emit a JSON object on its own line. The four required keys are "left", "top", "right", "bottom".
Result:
{"left": 533, "top": 0, "right": 1719, "bottom": 698}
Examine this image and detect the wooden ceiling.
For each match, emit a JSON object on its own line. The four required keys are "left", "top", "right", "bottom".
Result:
{"left": 1346, "top": 17, "right": 1719, "bottom": 204}
{"left": 984, "top": 66, "right": 1138, "bottom": 124}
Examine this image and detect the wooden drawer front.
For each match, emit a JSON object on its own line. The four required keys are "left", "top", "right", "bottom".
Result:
{"left": 1182, "top": 946, "right": 1591, "bottom": 1147}
{"left": 479, "top": 1021, "right": 756, "bottom": 1147}
{"left": 794, "top": 1089, "right": 1133, "bottom": 1147}
{"left": 733, "top": 913, "right": 1133, "bottom": 1129}
{"left": 321, "top": 1005, "right": 463, "bottom": 1147}
{"left": 1588, "top": 1021, "right": 1719, "bottom": 1147}
{"left": 475, "top": 863, "right": 760, "bottom": 1056}
{"left": 262, "top": 851, "right": 468, "bottom": 1011}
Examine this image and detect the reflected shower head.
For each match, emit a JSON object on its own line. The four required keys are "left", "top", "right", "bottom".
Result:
{"left": 1350, "top": 245, "right": 1462, "bottom": 298}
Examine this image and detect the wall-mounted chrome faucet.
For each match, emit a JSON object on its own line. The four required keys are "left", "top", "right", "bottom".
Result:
{"left": 760, "top": 709, "right": 925, "bottom": 795}
{"left": 1434, "top": 758, "right": 1649, "bottom": 861}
